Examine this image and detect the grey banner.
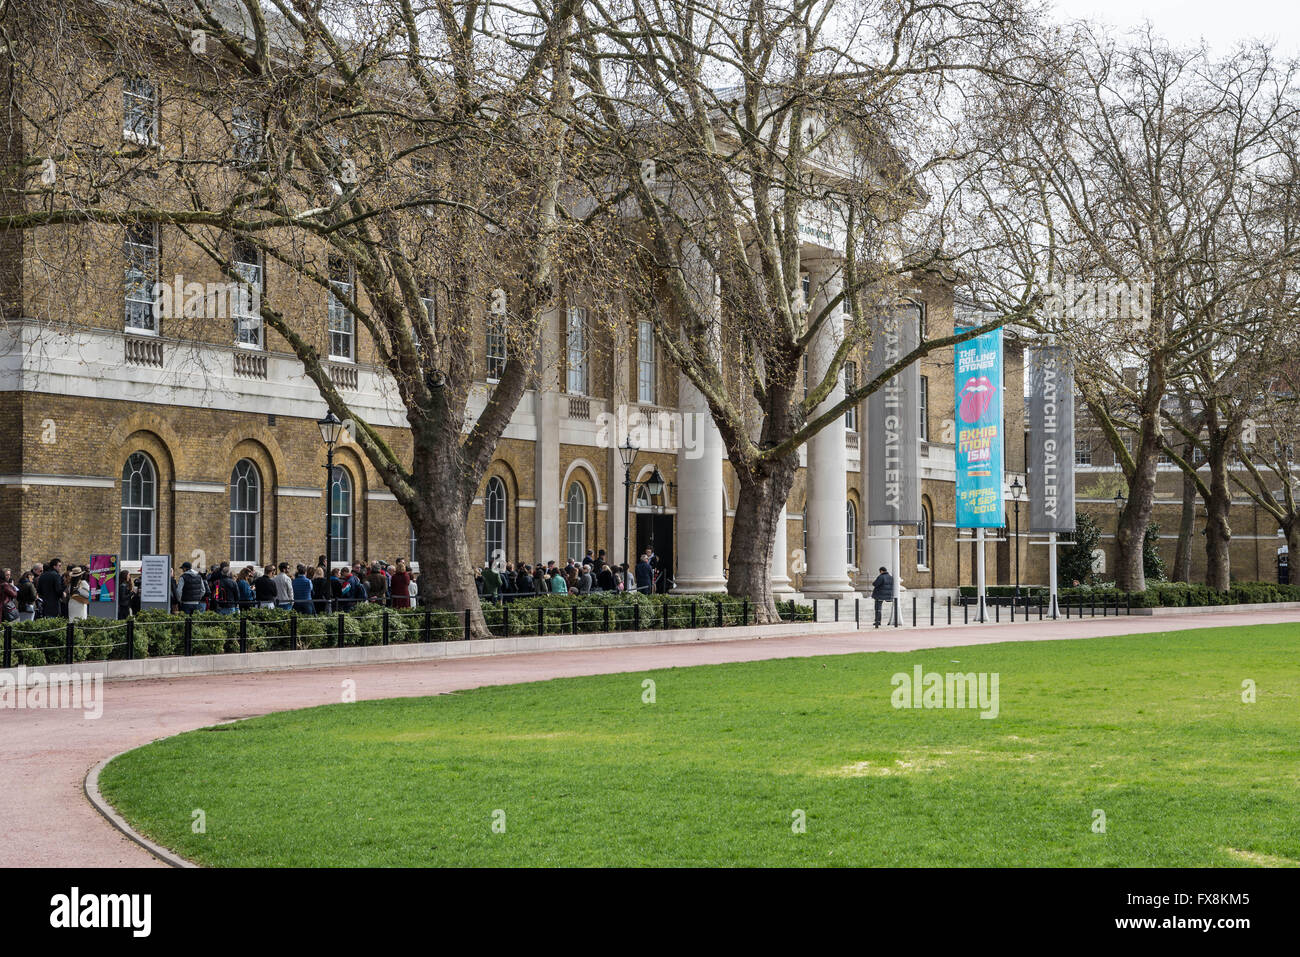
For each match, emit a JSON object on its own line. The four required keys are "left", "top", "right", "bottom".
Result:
{"left": 1028, "top": 346, "right": 1076, "bottom": 533}
{"left": 867, "top": 303, "right": 922, "bottom": 526}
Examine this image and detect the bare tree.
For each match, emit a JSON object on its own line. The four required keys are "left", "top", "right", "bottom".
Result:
{"left": 1, "top": 0, "right": 602, "bottom": 635}
{"left": 572, "top": 0, "right": 1032, "bottom": 617}
{"left": 951, "top": 25, "right": 1300, "bottom": 591}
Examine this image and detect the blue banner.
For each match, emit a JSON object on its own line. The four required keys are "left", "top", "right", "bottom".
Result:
{"left": 954, "top": 328, "right": 1004, "bottom": 527}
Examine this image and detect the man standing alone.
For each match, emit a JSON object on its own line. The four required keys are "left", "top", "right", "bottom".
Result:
{"left": 871, "top": 566, "right": 894, "bottom": 628}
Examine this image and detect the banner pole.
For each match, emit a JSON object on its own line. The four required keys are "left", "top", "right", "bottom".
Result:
{"left": 976, "top": 527, "right": 987, "bottom": 623}
{"left": 891, "top": 524, "right": 902, "bottom": 627}
{"left": 1049, "top": 531, "right": 1059, "bottom": 619}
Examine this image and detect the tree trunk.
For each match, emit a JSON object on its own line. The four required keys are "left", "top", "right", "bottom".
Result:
{"left": 1203, "top": 446, "right": 1232, "bottom": 591}
{"left": 1115, "top": 452, "right": 1157, "bottom": 592}
{"left": 726, "top": 459, "right": 798, "bottom": 624}
{"left": 409, "top": 414, "right": 491, "bottom": 639}
{"left": 1172, "top": 457, "right": 1196, "bottom": 582}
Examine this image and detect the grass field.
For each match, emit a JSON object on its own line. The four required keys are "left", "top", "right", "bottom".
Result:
{"left": 97, "top": 625, "right": 1300, "bottom": 867}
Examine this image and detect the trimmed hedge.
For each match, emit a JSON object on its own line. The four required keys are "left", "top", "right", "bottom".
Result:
{"left": 962, "top": 581, "right": 1300, "bottom": 608}
{"left": 2, "top": 591, "right": 803, "bottom": 666}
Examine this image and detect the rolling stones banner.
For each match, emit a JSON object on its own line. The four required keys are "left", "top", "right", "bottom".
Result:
{"left": 954, "top": 328, "right": 1005, "bottom": 527}
{"left": 1027, "top": 346, "right": 1077, "bottom": 533}
{"left": 867, "top": 303, "right": 922, "bottom": 526}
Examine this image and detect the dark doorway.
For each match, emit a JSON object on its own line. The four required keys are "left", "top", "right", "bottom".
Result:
{"left": 1279, "top": 551, "right": 1289, "bottom": 585}
{"left": 635, "top": 513, "right": 674, "bottom": 592}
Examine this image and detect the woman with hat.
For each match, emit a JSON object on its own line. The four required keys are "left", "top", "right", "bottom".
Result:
{"left": 67, "top": 565, "right": 92, "bottom": 620}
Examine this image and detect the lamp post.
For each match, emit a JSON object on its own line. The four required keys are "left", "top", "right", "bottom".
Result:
{"left": 620, "top": 440, "right": 667, "bottom": 592}
{"left": 1114, "top": 488, "right": 1127, "bottom": 579}
{"left": 619, "top": 438, "right": 638, "bottom": 572}
{"left": 318, "top": 410, "right": 344, "bottom": 609}
{"left": 1010, "top": 476, "right": 1023, "bottom": 600}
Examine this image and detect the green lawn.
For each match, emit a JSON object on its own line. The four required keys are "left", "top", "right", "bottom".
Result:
{"left": 97, "top": 624, "right": 1300, "bottom": 867}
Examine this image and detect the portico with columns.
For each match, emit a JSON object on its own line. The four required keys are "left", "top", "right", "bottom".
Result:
{"left": 797, "top": 257, "right": 864, "bottom": 601}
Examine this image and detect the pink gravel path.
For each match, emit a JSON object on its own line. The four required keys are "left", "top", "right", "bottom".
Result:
{"left": 2, "top": 608, "right": 1295, "bottom": 867}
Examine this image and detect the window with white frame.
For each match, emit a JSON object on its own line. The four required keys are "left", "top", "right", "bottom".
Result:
{"left": 123, "top": 76, "right": 157, "bottom": 145}
{"left": 232, "top": 105, "right": 262, "bottom": 163}
{"left": 566, "top": 482, "right": 587, "bottom": 563}
{"left": 229, "top": 459, "right": 261, "bottom": 563}
{"left": 486, "top": 310, "right": 507, "bottom": 380}
{"left": 637, "top": 319, "right": 657, "bottom": 404}
{"left": 329, "top": 467, "right": 353, "bottom": 564}
{"left": 232, "top": 239, "right": 263, "bottom": 348}
{"left": 919, "top": 375, "right": 930, "bottom": 441}
{"left": 124, "top": 224, "right": 158, "bottom": 333}
{"left": 1193, "top": 444, "right": 1206, "bottom": 466}
{"left": 1075, "top": 437, "right": 1092, "bottom": 466}
{"left": 120, "top": 452, "right": 156, "bottom": 561}
{"left": 328, "top": 258, "right": 354, "bottom": 361}
{"left": 918, "top": 503, "right": 931, "bottom": 568}
{"left": 566, "top": 306, "right": 589, "bottom": 394}
{"left": 485, "top": 477, "right": 506, "bottom": 565}
{"left": 802, "top": 353, "right": 810, "bottom": 400}
{"left": 846, "top": 501, "right": 857, "bottom": 567}
{"left": 843, "top": 361, "right": 858, "bottom": 431}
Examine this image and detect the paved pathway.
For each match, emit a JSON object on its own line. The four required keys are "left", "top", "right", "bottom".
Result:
{"left": 2, "top": 608, "right": 1296, "bottom": 867}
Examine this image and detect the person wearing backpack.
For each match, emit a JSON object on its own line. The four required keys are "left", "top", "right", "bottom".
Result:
{"left": 216, "top": 567, "right": 241, "bottom": 614}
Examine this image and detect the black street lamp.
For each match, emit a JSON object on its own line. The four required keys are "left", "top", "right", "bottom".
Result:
{"left": 619, "top": 437, "right": 638, "bottom": 572}
{"left": 1010, "top": 476, "right": 1023, "bottom": 600}
{"left": 620, "top": 436, "right": 667, "bottom": 590}
{"left": 318, "top": 410, "right": 344, "bottom": 609}
{"left": 1114, "top": 488, "right": 1127, "bottom": 575}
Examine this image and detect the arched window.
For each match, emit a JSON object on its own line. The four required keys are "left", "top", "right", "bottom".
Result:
{"left": 485, "top": 477, "right": 506, "bottom": 565}
{"left": 329, "top": 467, "right": 352, "bottom": 565}
{"left": 918, "top": 503, "right": 932, "bottom": 569}
{"left": 566, "top": 482, "right": 587, "bottom": 563}
{"left": 121, "top": 452, "right": 156, "bottom": 560}
{"left": 229, "top": 459, "right": 261, "bottom": 563}
{"left": 846, "top": 500, "right": 857, "bottom": 568}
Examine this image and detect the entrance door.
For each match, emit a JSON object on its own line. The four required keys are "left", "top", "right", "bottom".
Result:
{"left": 635, "top": 513, "right": 674, "bottom": 592}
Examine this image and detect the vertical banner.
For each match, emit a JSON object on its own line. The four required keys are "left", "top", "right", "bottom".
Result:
{"left": 1028, "top": 346, "right": 1077, "bottom": 533}
{"left": 954, "top": 327, "right": 1005, "bottom": 527}
{"left": 139, "top": 554, "right": 172, "bottom": 612}
{"left": 867, "top": 302, "right": 922, "bottom": 526}
{"left": 87, "top": 554, "right": 119, "bottom": 619}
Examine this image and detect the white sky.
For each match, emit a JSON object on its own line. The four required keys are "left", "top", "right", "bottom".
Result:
{"left": 1050, "top": 0, "right": 1299, "bottom": 55}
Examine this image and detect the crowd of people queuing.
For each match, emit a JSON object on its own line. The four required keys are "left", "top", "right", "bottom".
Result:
{"left": 2, "top": 546, "right": 669, "bottom": 622}
{"left": 1, "top": 556, "right": 421, "bottom": 621}
{"left": 474, "top": 548, "right": 668, "bottom": 600}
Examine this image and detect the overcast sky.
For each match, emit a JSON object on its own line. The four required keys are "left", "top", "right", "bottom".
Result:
{"left": 1051, "top": 0, "right": 1298, "bottom": 55}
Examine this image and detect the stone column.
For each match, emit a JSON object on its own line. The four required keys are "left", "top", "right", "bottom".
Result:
{"left": 607, "top": 310, "right": 630, "bottom": 566}
{"left": 800, "top": 260, "right": 860, "bottom": 599}
{"left": 673, "top": 244, "right": 727, "bottom": 593}
{"left": 534, "top": 306, "right": 562, "bottom": 561}
{"left": 771, "top": 505, "right": 799, "bottom": 598}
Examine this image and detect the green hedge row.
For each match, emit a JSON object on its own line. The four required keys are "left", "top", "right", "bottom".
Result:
{"left": 3, "top": 593, "right": 811, "bottom": 666}
{"left": 959, "top": 581, "right": 1300, "bottom": 608}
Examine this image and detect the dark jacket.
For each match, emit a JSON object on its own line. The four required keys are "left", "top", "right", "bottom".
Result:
{"left": 36, "top": 569, "right": 65, "bottom": 616}
{"left": 871, "top": 573, "right": 894, "bottom": 601}
{"left": 254, "top": 575, "right": 277, "bottom": 603}
{"left": 217, "top": 574, "right": 241, "bottom": 609}
{"left": 177, "top": 569, "right": 208, "bottom": 604}
{"left": 634, "top": 560, "right": 653, "bottom": 593}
